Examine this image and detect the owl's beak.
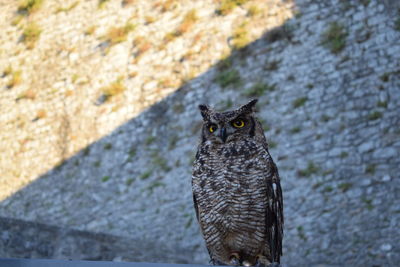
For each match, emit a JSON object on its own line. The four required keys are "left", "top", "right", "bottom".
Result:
{"left": 220, "top": 127, "right": 227, "bottom": 143}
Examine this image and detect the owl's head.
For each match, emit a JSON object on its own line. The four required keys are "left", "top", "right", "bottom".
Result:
{"left": 198, "top": 99, "right": 259, "bottom": 144}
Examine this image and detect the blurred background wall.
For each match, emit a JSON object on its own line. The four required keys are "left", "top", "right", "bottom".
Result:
{"left": 0, "top": 0, "right": 399, "bottom": 266}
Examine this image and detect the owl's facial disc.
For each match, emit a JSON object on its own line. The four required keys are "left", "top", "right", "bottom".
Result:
{"left": 199, "top": 99, "right": 258, "bottom": 144}
{"left": 207, "top": 117, "right": 249, "bottom": 143}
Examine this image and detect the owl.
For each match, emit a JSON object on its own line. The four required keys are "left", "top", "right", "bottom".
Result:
{"left": 192, "top": 99, "right": 283, "bottom": 267}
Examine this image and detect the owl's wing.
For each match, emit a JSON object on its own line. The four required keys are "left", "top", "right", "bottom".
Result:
{"left": 193, "top": 193, "right": 200, "bottom": 222}
{"left": 192, "top": 183, "right": 215, "bottom": 261}
{"left": 265, "top": 158, "right": 284, "bottom": 263}
{"left": 256, "top": 117, "right": 284, "bottom": 263}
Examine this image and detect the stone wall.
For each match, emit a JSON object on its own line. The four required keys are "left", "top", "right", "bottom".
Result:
{"left": 0, "top": 0, "right": 294, "bottom": 201}
{"left": 1, "top": 0, "right": 400, "bottom": 266}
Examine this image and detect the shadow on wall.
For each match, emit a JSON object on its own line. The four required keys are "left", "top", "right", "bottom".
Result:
{"left": 0, "top": 3, "right": 298, "bottom": 263}
{"left": 1, "top": 0, "right": 400, "bottom": 266}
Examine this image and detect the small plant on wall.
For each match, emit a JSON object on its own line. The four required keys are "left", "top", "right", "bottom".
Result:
{"left": 105, "top": 22, "right": 136, "bottom": 45}
{"left": 18, "top": 0, "right": 44, "bottom": 15}
{"left": 216, "top": 0, "right": 249, "bottom": 16}
{"left": 22, "top": 22, "right": 42, "bottom": 49}
{"left": 321, "top": 22, "right": 347, "bottom": 54}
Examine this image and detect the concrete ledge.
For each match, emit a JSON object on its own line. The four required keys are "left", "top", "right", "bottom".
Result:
{"left": 0, "top": 258, "right": 207, "bottom": 267}
{"left": 0, "top": 217, "right": 195, "bottom": 263}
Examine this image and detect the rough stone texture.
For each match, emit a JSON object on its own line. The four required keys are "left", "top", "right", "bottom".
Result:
{"left": 0, "top": 216, "right": 193, "bottom": 263}
{"left": 0, "top": 0, "right": 293, "bottom": 201}
{"left": 1, "top": 0, "right": 400, "bottom": 266}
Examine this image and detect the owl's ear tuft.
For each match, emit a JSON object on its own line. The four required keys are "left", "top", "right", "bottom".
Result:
{"left": 198, "top": 104, "right": 211, "bottom": 120}
{"left": 239, "top": 99, "right": 258, "bottom": 114}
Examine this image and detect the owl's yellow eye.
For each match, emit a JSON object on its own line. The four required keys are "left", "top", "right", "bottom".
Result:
{"left": 232, "top": 119, "right": 245, "bottom": 128}
{"left": 209, "top": 124, "right": 217, "bottom": 133}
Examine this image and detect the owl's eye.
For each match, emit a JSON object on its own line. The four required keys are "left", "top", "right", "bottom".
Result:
{"left": 209, "top": 124, "right": 217, "bottom": 133}
{"left": 232, "top": 119, "right": 245, "bottom": 128}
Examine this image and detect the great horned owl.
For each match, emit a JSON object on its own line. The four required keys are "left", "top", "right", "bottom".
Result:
{"left": 192, "top": 99, "right": 283, "bottom": 266}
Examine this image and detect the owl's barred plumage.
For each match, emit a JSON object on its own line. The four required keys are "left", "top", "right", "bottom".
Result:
{"left": 192, "top": 99, "right": 283, "bottom": 266}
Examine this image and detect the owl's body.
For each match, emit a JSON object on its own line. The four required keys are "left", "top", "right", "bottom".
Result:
{"left": 192, "top": 100, "right": 283, "bottom": 266}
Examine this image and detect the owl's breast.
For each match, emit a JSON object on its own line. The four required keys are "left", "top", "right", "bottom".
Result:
{"left": 193, "top": 140, "right": 268, "bottom": 228}
{"left": 213, "top": 140, "right": 268, "bottom": 173}
{"left": 192, "top": 140, "right": 271, "bottom": 257}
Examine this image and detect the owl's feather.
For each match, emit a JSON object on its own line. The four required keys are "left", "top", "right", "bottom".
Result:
{"left": 192, "top": 99, "right": 283, "bottom": 266}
